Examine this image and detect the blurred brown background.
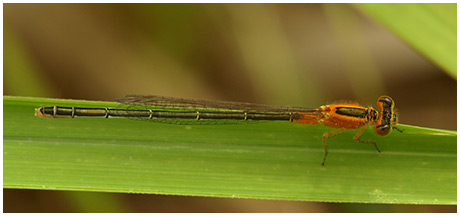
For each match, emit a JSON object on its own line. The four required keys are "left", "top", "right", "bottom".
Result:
{"left": 3, "top": 3, "right": 456, "bottom": 213}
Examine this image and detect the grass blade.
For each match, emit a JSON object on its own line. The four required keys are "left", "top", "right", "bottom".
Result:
{"left": 4, "top": 96, "right": 456, "bottom": 204}
{"left": 356, "top": 3, "right": 457, "bottom": 78}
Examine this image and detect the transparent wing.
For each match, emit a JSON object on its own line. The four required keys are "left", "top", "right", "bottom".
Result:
{"left": 116, "top": 94, "right": 316, "bottom": 112}
{"left": 115, "top": 100, "right": 269, "bottom": 125}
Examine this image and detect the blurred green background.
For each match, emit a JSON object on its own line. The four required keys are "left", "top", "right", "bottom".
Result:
{"left": 3, "top": 3, "right": 456, "bottom": 213}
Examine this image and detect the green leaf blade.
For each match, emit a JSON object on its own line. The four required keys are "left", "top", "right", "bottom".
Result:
{"left": 356, "top": 3, "right": 457, "bottom": 78}
{"left": 3, "top": 96, "right": 456, "bottom": 204}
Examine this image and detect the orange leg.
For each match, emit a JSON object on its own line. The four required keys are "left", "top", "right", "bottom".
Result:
{"left": 321, "top": 128, "right": 349, "bottom": 166}
{"left": 353, "top": 126, "right": 381, "bottom": 153}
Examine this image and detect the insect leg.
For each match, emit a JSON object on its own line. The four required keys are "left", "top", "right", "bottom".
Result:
{"left": 353, "top": 126, "right": 381, "bottom": 153}
{"left": 322, "top": 128, "right": 349, "bottom": 166}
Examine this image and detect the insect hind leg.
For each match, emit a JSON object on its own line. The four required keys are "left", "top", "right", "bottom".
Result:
{"left": 321, "top": 128, "right": 349, "bottom": 166}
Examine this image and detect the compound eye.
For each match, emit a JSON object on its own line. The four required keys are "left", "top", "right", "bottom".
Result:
{"left": 378, "top": 96, "right": 394, "bottom": 109}
{"left": 375, "top": 124, "right": 391, "bottom": 136}
{"left": 379, "top": 96, "right": 392, "bottom": 103}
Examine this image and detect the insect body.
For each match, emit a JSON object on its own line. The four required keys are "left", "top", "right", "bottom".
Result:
{"left": 35, "top": 95, "right": 400, "bottom": 165}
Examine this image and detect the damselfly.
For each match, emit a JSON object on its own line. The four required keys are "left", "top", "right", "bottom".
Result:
{"left": 35, "top": 94, "right": 400, "bottom": 165}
